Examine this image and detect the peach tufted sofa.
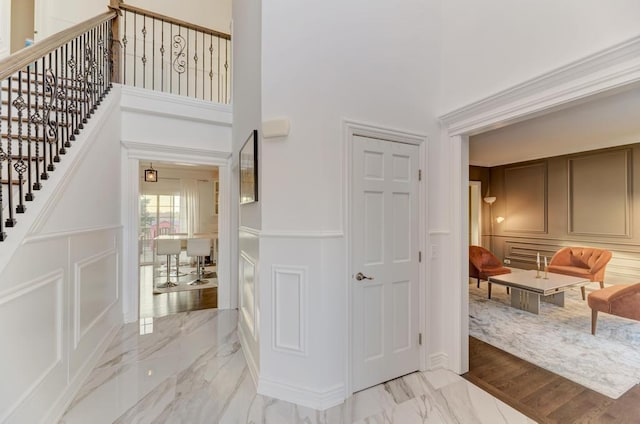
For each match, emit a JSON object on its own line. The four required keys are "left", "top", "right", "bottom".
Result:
{"left": 546, "top": 247, "right": 612, "bottom": 300}
{"left": 587, "top": 283, "right": 640, "bottom": 335}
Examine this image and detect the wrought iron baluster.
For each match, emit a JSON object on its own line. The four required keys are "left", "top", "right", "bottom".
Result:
{"left": 108, "top": 19, "right": 114, "bottom": 91}
{"left": 31, "top": 60, "right": 42, "bottom": 189}
{"left": 169, "top": 23, "right": 172, "bottom": 94}
{"left": 186, "top": 28, "right": 189, "bottom": 96}
{"left": 0, "top": 79, "right": 6, "bottom": 239}
{"left": 71, "top": 36, "right": 79, "bottom": 139}
{"left": 91, "top": 26, "right": 97, "bottom": 113}
{"left": 64, "top": 42, "right": 71, "bottom": 148}
{"left": 5, "top": 77, "right": 15, "bottom": 227}
{"left": 202, "top": 32, "right": 205, "bottom": 101}
{"left": 225, "top": 39, "right": 229, "bottom": 103}
{"left": 13, "top": 71, "right": 26, "bottom": 214}
{"left": 26, "top": 65, "right": 34, "bottom": 201}
{"left": 194, "top": 29, "right": 197, "bottom": 99}
{"left": 217, "top": 37, "right": 220, "bottom": 102}
{"left": 210, "top": 35, "right": 214, "bottom": 102}
{"left": 152, "top": 18, "right": 155, "bottom": 91}
{"left": 133, "top": 11, "right": 137, "bottom": 87}
{"left": 160, "top": 20, "right": 165, "bottom": 92}
{"left": 45, "top": 54, "right": 57, "bottom": 169}
{"left": 142, "top": 14, "right": 147, "bottom": 88}
{"left": 122, "top": 11, "right": 127, "bottom": 85}
{"left": 37, "top": 58, "right": 48, "bottom": 181}
{"left": 53, "top": 49, "right": 61, "bottom": 162}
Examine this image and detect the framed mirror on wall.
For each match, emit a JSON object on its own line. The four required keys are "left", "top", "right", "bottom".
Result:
{"left": 240, "top": 129, "right": 258, "bottom": 204}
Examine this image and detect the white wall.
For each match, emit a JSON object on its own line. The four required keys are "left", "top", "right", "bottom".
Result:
{"left": 255, "top": 0, "right": 443, "bottom": 408}
{"left": 34, "top": 0, "right": 105, "bottom": 40}
{"left": 233, "top": 0, "right": 262, "bottom": 385}
{"left": 440, "top": 0, "right": 640, "bottom": 113}
{"left": 126, "top": 0, "right": 231, "bottom": 34}
{"left": 0, "top": 0, "right": 11, "bottom": 58}
{"left": 0, "top": 91, "right": 122, "bottom": 423}
{"left": 119, "top": 85, "right": 232, "bottom": 320}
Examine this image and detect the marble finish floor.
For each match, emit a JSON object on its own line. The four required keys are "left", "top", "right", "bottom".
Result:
{"left": 60, "top": 309, "right": 535, "bottom": 423}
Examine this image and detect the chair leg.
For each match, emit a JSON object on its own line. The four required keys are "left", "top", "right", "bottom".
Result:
{"left": 506, "top": 287, "right": 510, "bottom": 294}
{"left": 581, "top": 286, "right": 586, "bottom": 301}
{"left": 599, "top": 281, "right": 604, "bottom": 289}
{"left": 477, "top": 277, "right": 480, "bottom": 288}
{"left": 591, "top": 309, "right": 598, "bottom": 335}
{"left": 488, "top": 282, "right": 492, "bottom": 299}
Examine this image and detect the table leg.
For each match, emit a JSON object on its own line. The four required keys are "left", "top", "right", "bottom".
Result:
{"left": 510, "top": 288, "right": 540, "bottom": 314}
{"left": 542, "top": 291, "right": 565, "bottom": 307}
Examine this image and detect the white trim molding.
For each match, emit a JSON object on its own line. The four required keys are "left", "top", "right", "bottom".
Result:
{"left": 122, "top": 140, "right": 231, "bottom": 164}
{"left": 0, "top": 269, "right": 63, "bottom": 423}
{"left": 429, "top": 352, "right": 449, "bottom": 370}
{"left": 73, "top": 248, "right": 120, "bottom": 349}
{"left": 258, "top": 377, "right": 344, "bottom": 411}
{"left": 271, "top": 265, "right": 308, "bottom": 356}
{"left": 440, "top": 35, "right": 640, "bottom": 136}
{"left": 23, "top": 224, "right": 122, "bottom": 244}
{"left": 238, "top": 322, "right": 260, "bottom": 388}
{"left": 342, "top": 118, "right": 429, "bottom": 396}
{"left": 239, "top": 226, "right": 343, "bottom": 239}
{"left": 438, "top": 35, "right": 640, "bottom": 380}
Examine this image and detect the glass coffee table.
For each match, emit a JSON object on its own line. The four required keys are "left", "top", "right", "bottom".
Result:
{"left": 488, "top": 270, "right": 590, "bottom": 314}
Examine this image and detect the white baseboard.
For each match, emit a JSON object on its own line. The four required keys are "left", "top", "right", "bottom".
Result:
{"left": 258, "top": 377, "right": 344, "bottom": 411}
{"left": 42, "top": 321, "right": 121, "bottom": 424}
{"left": 429, "top": 352, "right": 449, "bottom": 370}
{"left": 238, "top": 322, "right": 259, "bottom": 388}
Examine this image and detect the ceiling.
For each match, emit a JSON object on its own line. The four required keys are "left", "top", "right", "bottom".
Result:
{"left": 469, "top": 85, "right": 640, "bottom": 167}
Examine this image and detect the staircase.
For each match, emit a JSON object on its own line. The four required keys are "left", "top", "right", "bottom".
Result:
{"left": 0, "top": 12, "right": 115, "bottom": 242}
{"left": 0, "top": 3, "right": 231, "bottom": 244}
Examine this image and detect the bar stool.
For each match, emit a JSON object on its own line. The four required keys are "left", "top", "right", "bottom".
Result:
{"left": 187, "top": 238, "right": 211, "bottom": 285}
{"left": 156, "top": 239, "right": 182, "bottom": 288}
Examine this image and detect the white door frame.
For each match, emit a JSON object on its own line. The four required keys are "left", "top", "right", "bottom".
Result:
{"left": 343, "top": 119, "right": 428, "bottom": 396}
{"left": 439, "top": 35, "right": 640, "bottom": 374}
{"left": 120, "top": 142, "right": 233, "bottom": 323}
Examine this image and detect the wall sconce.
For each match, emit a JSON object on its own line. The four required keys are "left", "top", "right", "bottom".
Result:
{"left": 483, "top": 196, "right": 496, "bottom": 205}
{"left": 144, "top": 163, "right": 158, "bottom": 182}
{"left": 496, "top": 216, "right": 505, "bottom": 224}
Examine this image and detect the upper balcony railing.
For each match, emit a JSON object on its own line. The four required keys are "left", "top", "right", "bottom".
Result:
{"left": 115, "top": 2, "right": 231, "bottom": 103}
{"left": 0, "top": 4, "right": 231, "bottom": 242}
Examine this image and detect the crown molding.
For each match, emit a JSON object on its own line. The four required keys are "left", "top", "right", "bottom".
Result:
{"left": 440, "top": 35, "right": 640, "bottom": 136}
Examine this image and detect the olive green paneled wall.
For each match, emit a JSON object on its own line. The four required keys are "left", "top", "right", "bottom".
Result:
{"left": 473, "top": 143, "right": 640, "bottom": 285}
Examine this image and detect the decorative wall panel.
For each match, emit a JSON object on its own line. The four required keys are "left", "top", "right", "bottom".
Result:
{"left": 0, "top": 270, "right": 63, "bottom": 422}
{"left": 240, "top": 251, "right": 257, "bottom": 337}
{"left": 272, "top": 266, "right": 307, "bottom": 355}
{"left": 568, "top": 149, "right": 631, "bottom": 237}
{"left": 74, "top": 249, "right": 119, "bottom": 348}
{"left": 504, "top": 162, "right": 547, "bottom": 233}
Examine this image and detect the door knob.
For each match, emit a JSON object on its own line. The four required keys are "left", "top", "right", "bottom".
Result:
{"left": 355, "top": 272, "right": 374, "bottom": 281}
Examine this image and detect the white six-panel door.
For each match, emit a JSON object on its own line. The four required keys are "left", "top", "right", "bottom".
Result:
{"left": 352, "top": 135, "right": 420, "bottom": 392}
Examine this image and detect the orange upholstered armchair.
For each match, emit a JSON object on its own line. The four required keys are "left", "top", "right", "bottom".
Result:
{"left": 587, "top": 283, "right": 640, "bottom": 335}
{"left": 546, "top": 247, "right": 612, "bottom": 300}
{"left": 469, "top": 245, "right": 511, "bottom": 299}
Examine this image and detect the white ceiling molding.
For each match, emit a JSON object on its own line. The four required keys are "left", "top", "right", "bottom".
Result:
{"left": 439, "top": 35, "right": 640, "bottom": 137}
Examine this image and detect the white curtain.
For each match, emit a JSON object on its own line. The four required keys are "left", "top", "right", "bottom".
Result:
{"left": 180, "top": 179, "right": 200, "bottom": 237}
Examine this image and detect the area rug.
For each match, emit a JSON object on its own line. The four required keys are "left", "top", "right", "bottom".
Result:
{"left": 469, "top": 284, "right": 640, "bottom": 398}
{"left": 153, "top": 270, "right": 217, "bottom": 294}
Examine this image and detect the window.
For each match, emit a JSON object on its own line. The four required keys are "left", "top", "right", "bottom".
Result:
{"left": 139, "top": 194, "right": 181, "bottom": 264}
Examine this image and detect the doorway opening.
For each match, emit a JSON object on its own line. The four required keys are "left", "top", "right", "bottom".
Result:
{"left": 138, "top": 162, "right": 220, "bottom": 319}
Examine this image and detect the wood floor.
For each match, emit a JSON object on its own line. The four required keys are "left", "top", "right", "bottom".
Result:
{"left": 139, "top": 265, "right": 217, "bottom": 318}
{"left": 464, "top": 336, "right": 640, "bottom": 423}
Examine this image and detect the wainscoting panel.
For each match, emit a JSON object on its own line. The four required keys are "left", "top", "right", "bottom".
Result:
{"left": 240, "top": 251, "right": 257, "bottom": 338}
{"left": 73, "top": 249, "right": 119, "bottom": 349}
{"left": 501, "top": 238, "right": 640, "bottom": 284}
{"left": 272, "top": 266, "right": 307, "bottom": 355}
{"left": 0, "top": 270, "right": 63, "bottom": 422}
{"left": 504, "top": 162, "right": 547, "bottom": 233}
{"left": 568, "top": 149, "right": 631, "bottom": 237}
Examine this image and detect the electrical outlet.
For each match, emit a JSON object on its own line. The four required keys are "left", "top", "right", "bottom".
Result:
{"left": 503, "top": 258, "right": 511, "bottom": 264}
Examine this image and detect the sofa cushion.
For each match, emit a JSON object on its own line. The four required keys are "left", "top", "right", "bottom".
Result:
{"left": 547, "top": 265, "right": 591, "bottom": 279}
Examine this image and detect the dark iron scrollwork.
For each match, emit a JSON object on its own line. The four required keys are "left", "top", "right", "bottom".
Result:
{"left": 43, "top": 69, "right": 58, "bottom": 145}
{"left": 172, "top": 34, "right": 186, "bottom": 74}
